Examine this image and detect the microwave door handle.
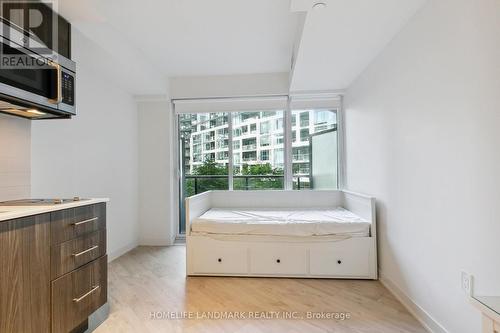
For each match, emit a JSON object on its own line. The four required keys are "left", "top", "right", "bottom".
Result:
{"left": 48, "top": 61, "right": 62, "bottom": 104}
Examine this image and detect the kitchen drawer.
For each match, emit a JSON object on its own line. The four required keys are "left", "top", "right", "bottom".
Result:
{"left": 51, "top": 255, "right": 107, "bottom": 333}
{"left": 192, "top": 243, "right": 248, "bottom": 274}
{"left": 51, "top": 229, "right": 106, "bottom": 280}
{"left": 51, "top": 203, "right": 106, "bottom": 245}
{"left": 309, "top": 239, "right": 371, "bottom": 277}
{"left": 250, "top": 246, "right": 307, "bottom": 276}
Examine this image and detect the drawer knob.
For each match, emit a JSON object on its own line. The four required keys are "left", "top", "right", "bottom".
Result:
{"left": 337, "top": 260, "right": 342, "bottom": 264}
{"left": 217, "top": 258, "right": 222, "bottom": 263}
{"left": 276, "top": 259, "right": 281, "bottom": 263}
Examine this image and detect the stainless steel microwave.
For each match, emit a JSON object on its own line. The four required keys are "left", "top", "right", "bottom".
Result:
{"left": 0, "top": 19, "right": 76, "bottom": 119}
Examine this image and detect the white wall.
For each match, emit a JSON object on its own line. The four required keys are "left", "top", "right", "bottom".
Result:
{"left": 344, "top": 0, "right": 500, "bottom": 332}
{"left": 137, "top": 98, "right": 177, "bottom": 245}
{"left": 31, "top": 29, "right": 140, "bottom": 260}
{"left": 169, "top": 73, "right": 289, "bottom": 99}
{"left": 0, "top": 114, "right": 30, "bottom": 201}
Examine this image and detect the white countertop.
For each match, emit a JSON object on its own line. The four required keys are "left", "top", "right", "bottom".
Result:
{"left": 0, "top": 198, "right": 109, "bottom": 222}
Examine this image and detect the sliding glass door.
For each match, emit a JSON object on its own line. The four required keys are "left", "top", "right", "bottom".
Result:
{"left": 178, "top": 112, "right": 229, "bottom": 233}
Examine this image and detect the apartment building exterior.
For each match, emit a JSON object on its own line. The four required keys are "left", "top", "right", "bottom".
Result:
{"left": 179, "top": 110, "right": 337, "bottom": 188}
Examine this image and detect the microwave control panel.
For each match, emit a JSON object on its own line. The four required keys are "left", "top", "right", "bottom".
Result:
{"left": 61, "top": 71, "right": 75, "bottom": 106}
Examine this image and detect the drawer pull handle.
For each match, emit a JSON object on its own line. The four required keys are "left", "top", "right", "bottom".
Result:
{"left": 72, "top": 217, "right": 98, "bottom": 226}
{"left": 73, "top": 285, "right": 100, "bottom": 303}
{"left": 276, "top": 259, "right": 281, "bottom": 263}
{"left": 217, "top": 258, "right": 222, "bottom": 263}
{"left": 72, "top": 245, "right": 99, "bottom": 257}
{"left": 337, "top": 260, "right": 342, "bottom": 264}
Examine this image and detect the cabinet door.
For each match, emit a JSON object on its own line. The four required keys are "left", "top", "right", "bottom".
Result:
{"left": 51, "top": 203, "right": 106, "bottom": 245}
{"left": 52, "top": 255, "right": 107, "bottom": 333}
{"left": 0, "top": 214, "right": 51, "bottom": 333}
{"left": 10, "top": 2, "right": 71, "bottom": 59}
{"left": 51, "top": 229, "right": 107, "bottom": 280}
{"left": 57, "top": 15, "right": 71, "bottom": 59}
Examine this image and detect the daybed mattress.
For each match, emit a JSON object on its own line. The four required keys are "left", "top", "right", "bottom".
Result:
{"left": 191, "top": 207, "right": 370, "bottom": 237}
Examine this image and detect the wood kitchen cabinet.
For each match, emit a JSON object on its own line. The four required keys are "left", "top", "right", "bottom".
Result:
{"left": 52, "top": 255, "right": 107, "bottom": 333}
{"left": 0, "top": 214, "right": 51, "bottom": 333}
{"left": 0, "top": 202, "right": 108, "bottom": 333}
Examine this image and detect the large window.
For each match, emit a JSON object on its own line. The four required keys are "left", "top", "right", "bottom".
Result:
{"left": 178, "top": 105, "right": 339, "bottom": 233}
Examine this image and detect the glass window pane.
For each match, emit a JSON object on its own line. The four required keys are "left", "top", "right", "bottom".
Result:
{"left": 179, "top": 112, "right": 229, "bottom": 233}
{"left": 231, "top": 110, "right": 284, "bottom": 191}
{"left": 300, "top": 112, "right": 309, "bottom": 127}
{"left": 260, "top": 121, "right": 270, "bottom": 134}
{"left": 260, "top": 135, "right": 270, "bottom": 147}
{"left": 291, "top": 109, "right": 338, "bottom": 190}
{"left": 179, "top": 112, "right": 230, "bottom": 233}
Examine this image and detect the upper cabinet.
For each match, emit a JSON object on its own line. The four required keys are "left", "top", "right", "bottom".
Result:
{"left": 1, "top": 1, "right": 71, "bottom": 59}
{"left": 56, "top": 15, "right": 71, "bottom": 59}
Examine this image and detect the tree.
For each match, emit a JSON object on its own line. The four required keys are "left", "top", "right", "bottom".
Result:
{"left": 241, "top": 163, "right": 283, "bottom": 176}
{"left": 193, "top": 159, "right": 227, "bottom": 176}
{"left": 236, "top": 163, "right": 283, "bottom": 190}
{"left": 185, "top": 160, "right": 285, "bottom": 197}
{"left": 186, "top": 159, "right": 228, "bottom": 196}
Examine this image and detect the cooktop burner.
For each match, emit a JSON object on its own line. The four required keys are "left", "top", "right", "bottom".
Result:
{"left": 0, "top": 198, "right": 88, "bottom": 206}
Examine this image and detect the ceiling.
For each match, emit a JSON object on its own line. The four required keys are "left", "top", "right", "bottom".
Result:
{"left": 58, "top": 0, "right": 426, "bottom": 95}
{"left": 58, "top": 0, "right": 299, "bottom": 94}
{"left": 289, "top": 0, "right": 427, "bottom": 92}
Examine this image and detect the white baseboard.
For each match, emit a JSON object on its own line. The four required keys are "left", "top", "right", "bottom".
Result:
{"left": 379, "top": 270, "right": 449, "bottom": 333}
{"left": 138, "top": 237, "right": 174, "bottom": 246}
{"left": 108, "top": 241, "right": 138, "bottom": 262}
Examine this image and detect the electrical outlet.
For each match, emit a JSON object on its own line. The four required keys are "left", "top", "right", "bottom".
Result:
{"left": 461, "top": 271, "right": 471, "bottom": 295}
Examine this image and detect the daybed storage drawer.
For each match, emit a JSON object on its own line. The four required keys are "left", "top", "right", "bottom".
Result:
{"left": 250, "top": 246, "right": 307, "bottom": 275}
{"left": 51, "top": 229, "right": 106, "bottom": 279}
{"left": 51, "top": 203, "right": 106, "bottom": 245}
{"left": 309, "top": 239, "right": 372, "bottom": 277}
{"left": 51, "top": 255, "right": 107, "bottom": 333}
{"left": 192, "top": 243, "right": 248, "bottom": 274}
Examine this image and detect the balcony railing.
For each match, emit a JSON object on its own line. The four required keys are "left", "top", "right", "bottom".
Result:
{"left": 242, "top": 144, "right": 257, "bottom": 150}
{"left": 185, "top": 175, "right": 311, "bottom": 196}
{"left": 293, "top": 154, "right": 309, "bottom": 162}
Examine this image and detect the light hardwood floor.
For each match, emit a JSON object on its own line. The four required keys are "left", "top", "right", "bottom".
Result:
{"left": 95, "top": 246, "right": 426, "bottom": 333}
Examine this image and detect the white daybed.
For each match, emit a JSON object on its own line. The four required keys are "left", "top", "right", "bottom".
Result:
{"left": 186, "top": 190, "right": 377, "bottom": 279}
